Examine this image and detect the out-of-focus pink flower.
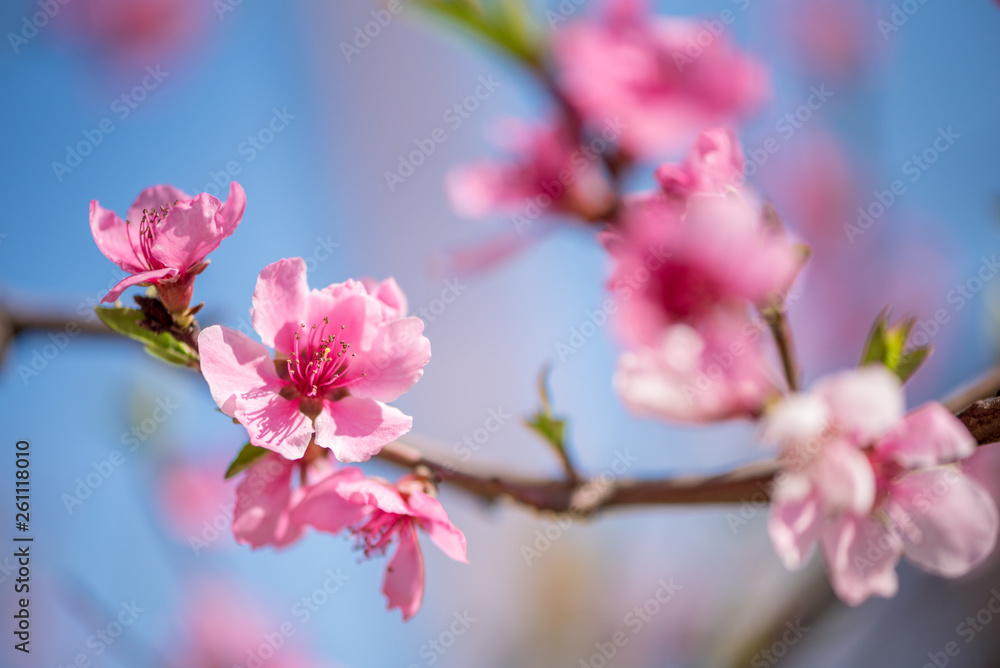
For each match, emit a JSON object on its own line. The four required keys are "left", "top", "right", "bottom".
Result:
{"left": 156, "top": 458, "right": 235, "bottom": 548}
{"left": 295, "top": 472, "right": 468, "bottom": 621}
{"left": 614, "top": 309, "right": 779, "bottom": 422}
{"left": 654, "top": 127, "right": 745, "bottom": 199}
{"left": 90, "top": 182, "right": 245, "bottom": 316}
{"left": 553, "top": 0, "right": 768, "bottom": 159}
{"left": 55, "top": 0, "right": 214, "bottom": 71}
{"left": 446, "top": 118, "right": 614, "bottom": 223}
{"left": 199, "top": 258, "right": 430, "bottom": 463}
{"left": 607, "top": 130, "right": 798, "bottom": 422}
{"left": 177, "top": 580, "right": 329, "bottom": 668}
{"left": 774, "top": 0, "right": 880, "bottom": 82}
{"left": 758, "top": 129, "right": 859, "bottom": 246}
{"left": 765, "top": 366, "right": 999, "bottom": 605}
{"left": 610, "top": 189, "right": 799, "bottom": 347}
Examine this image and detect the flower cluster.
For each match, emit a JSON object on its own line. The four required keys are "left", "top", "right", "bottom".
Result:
{"left": 233, "top": 450, "right": 467, "bottom": 620}
{"left": 439, "top": 0, "right": 997, "bottom": 606}
{"left": 87, "top": 0, "right": 999, "bottom": 622}
{"left": 91, "top": 183, "right": 457, "bottom": 619}
{"left": 765, "top": 366, "right": 998, "bottom": 605}
{"left": 609, "top": 128, "right": 802, "bottom": 422}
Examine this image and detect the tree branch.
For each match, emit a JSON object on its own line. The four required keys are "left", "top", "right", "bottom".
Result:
{"left": 3, "top": 301, "right": 1000, "bottom": 516}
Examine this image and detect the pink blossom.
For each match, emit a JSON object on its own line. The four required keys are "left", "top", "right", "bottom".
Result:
{"left": 654, "top": 127, "right": 746, "bottom": 200}
{"left": 607, "top": 130, "right": 798, "bottom": 421}
{"left": 772, "top": 0, "right": 882, "bottom": 82}
{"left": 156, "top": 458, "right": 235, "bottom": 548}
{"left": 177, "top": 580, "right": 329, "bottom": 668}
{"left": 90, "top": 182, "right": 245, "bottom": 316}
{"left": 231, "top": 449, "right": 345, "bottom": 549}
{"left": 614, "top": 309, "right": 779, "bottom": 422}
{"left": 552, "top": 0, "right": 768, "bottom": 158}
{"left": 446, "top": 118, "right": 613, "bottom": 222}
{"left": 609, "top": 185, "right": 800, "bottom": 348}
{"left": 198, "top": 258, "right": 430, "bottom": 463}
{"left": 294, "top": 472, "right": 468, "bottom": 620}
{"left": 55, "top": 0, "right": 214, "bottom": 72}
{"left": 765, "top": 366, "right": 999, "bottom": 605}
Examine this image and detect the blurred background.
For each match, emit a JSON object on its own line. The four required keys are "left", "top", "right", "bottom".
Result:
{"left": 1, "top": 0, "right": 1000, "bottom": 666}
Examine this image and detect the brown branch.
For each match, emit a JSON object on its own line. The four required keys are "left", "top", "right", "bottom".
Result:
{"left": 762, "top": 304, "right": 800, "bottom": 393}
{"left": 0, "top": 301, "right": 112, "bottom": 363}
{"left": 4, "top": 301, "right": 1000, "bottom": 516}
{"left": 942, "top": 365, "right": 1000, "bottom": 412}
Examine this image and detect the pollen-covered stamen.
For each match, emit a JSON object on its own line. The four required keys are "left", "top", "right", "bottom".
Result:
{"left": 286, "top": 318, "right": 360, "bottom": 398}
{"left": 125, "top": 203, "right": 173, "bottom": 271}
{"left": 350, "top": 509, "right": 409, "bottom": 558}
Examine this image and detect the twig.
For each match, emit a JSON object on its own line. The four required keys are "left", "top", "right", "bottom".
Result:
{"left": 762, "top": 303, "right": 800, "bottom": 393}
{"left": 3, "top": 302, "right": 1000, "bottom": 516}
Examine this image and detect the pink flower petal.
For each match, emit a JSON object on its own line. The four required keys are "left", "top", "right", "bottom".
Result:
{"left": 762, "top": 393, "right": 830, "bottom": 450}
{"left": 216, "top": 181, "right": 246, "bottom": 237}
{"left": 150, "top": 192, "right": 226, "bottom": 271}
{"left": 313, "top": 396, "right": 412, "bottom": 463}
{"left": 89, "top": 200, "right": 144, "bottom": 273}
{"left": 232, "top": 454, "right": 303, "bottom": 549}
{"left": 361, "top": 277, "right": 409, "bottom": 319}
{"left": 813, "top": 365, "right": 904, "bottom": 444}
{"left": 290, "top": 467, "right": 369, "bottom": 534}
{"left": 820, "top": 513, "right": 901, "bottom": 606}
{"left": 351, "top": 318, "right": 431, "bottom": 403}
{"left": 127, "top": 184, "right": 192, "bottom": 224}
{"left": 876, "top": 403, "right": 977, "bottom": 469}
{"left": 410, "top": 492, "right": 468, "bottom": 564}
{"left": 102, "top": 267, "right": 177, "bottom": 303}
{"left": 811, "top": 438, "right": 876, "bottom": 516}
{"left": 614, "top": 313, "right": 778, "bottom": 422}
{"left": 335, "top": 476, "right": 413, "bottom": 516}
{"left": 891, "top": 469, "right": 999, "bottom": 578}
{"left": 238, "top": 389, "right": 313, "bottom": 461}
{"left": 382, "top": 522, "right": 425, "bottom": 621}
{"left": 768, "top": 486, "right": 823, "bottom": 570}
{"left": 251, "top": 258, "right": 312, "bottom": 354}
{"left": 198, "top": 325, "right": 313, "bottom": 459}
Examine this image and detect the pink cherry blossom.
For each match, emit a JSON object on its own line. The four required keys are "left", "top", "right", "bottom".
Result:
{"left": 294, "top": 472, "right": 468, "bottom": 621}
{"left": 445, "top": 117, "right": 613, "bottom": 223}
{"left": 55, "top": 0, "right": 214, "bottom": 72}
{"left": 765, "top": 366, "right": 999, "bottom": 605}
{"left": 176, "top": 580, "right": 330, "bottom": 668}
{"left": 552, "top": 0, "right": 768, "bottom": 158}
{"left": 198, "top": 258, "right": 430, "bottom": 463}
{"left": 654, "top": 127, "right": 746, "bottom": 199}
{"left": 609, "top": 184, "right": 800, "bottom": 348}
{"left": 156, "top": 457, "right": 235, "bottom": 549}
{"left": 614, "top": 309, "right": 779, "bottom": 422}
{"left": 90, "top": 182, "right": 245, "bottom": 316}
{"left": 231, "top": 449, "right": 347, "bottom": 549}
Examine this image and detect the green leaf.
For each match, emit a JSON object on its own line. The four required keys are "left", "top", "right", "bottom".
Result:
{"left": 859, "top": 311, "right": 931, "bottom": 382}
{"left": 224, "top": 443, "right": 269, "bottom": 479}
{"left": 525, "top": 411, "right": 567, "bottom": 453}
{"left": 413, "top": 0, "right": 542, "bottom": 68}
{"left": 896, "top": 346, "right": 931, "bottom": 383}
{"left": 859, "top": 311, "right": 890, "bottom": 367}
{"left": 95, "top": 306, "right": 199, "bottom": 368}
{"left": 524, "top": 365, "right": 568, "bottom": 454}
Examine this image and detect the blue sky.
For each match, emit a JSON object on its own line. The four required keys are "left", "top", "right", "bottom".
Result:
{"left": 2, "top": 1, "right": 999, "bottom": 667}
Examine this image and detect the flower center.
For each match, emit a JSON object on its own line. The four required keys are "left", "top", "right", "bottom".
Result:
{"left": 126, "top": 205, "right": 172, "bottom": 271}
{"left": 350, "top": 510, "right": 409, "bottom": 558}
{"left": 865, "top": 448, "right": 905, "bottom": 505}
{"left": 287, "top": 318, "right": 359, "bottom": 398}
